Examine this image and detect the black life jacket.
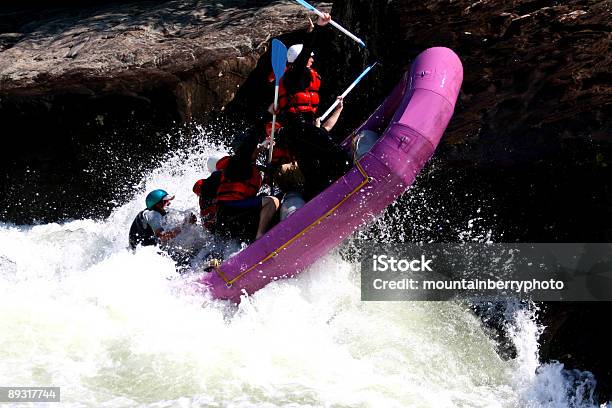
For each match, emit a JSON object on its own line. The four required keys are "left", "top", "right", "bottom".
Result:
{"left": 128, "top": 209, "right": 164, "bottom": 249}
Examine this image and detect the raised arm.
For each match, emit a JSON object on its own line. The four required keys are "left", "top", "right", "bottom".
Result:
{"left": 322, "top": 96, "right": 344, "bottom": 131}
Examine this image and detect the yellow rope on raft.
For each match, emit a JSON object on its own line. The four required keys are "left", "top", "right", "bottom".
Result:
{"left": 214, "top": 155, "right": 371, "bottom": 286}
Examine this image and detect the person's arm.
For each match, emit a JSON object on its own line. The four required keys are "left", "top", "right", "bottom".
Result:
{"left": 295, "top": 13, "right": 331, "bottom": 66}
{"left": 193, "top": 179, "right": 204, "bottom": 196}
{"left": 145, "top": 210, "right": 181, "bottom": 244}
{"left": 155, "top": 227, "right": 181, "bottom": 243}
{"left": 274, "top": 14, "right": 331, "bottom": 112}
{"left": 322, "top": 96, "right": 344, "bottom": 131}
{"left": 157, "top": 212, "right": 196, "bottom": 242}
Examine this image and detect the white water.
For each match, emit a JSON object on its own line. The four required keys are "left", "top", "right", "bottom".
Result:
{"left": 0, "top": 136, "right": 604, "bottom": 407}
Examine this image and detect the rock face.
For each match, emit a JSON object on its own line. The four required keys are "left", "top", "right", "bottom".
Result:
{"left": 0, "top": 1, "right": 322, "bottom": 119}
{"left": 324, "top": 0, "right": 611, "bottom": 401}
{"left": 324, "top": 0, "right": 612, "bottom": 239}
{"left": 0, "top": 0, "right": 326, "bottom": 222}
{"left": 326, "top": 0, "right": 611, "bottom": 160}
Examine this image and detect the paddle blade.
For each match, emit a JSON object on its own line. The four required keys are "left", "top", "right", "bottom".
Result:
{"left": 271, "top": 39, "right": 288, "bottom": 85}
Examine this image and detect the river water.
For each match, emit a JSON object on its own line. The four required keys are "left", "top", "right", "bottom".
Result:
{"left": 0, "top": 135, "right": 604, "bottom": 407}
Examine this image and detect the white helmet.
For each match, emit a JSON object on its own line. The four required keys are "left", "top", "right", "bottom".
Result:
{"left": 287, "top": 44, "right": 303, "bottom": 63}
{"left": 206, "top": 154, "right": 223, "bottom": 173}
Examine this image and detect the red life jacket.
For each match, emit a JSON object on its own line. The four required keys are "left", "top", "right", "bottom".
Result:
{"left": 264, "top": 121, "right": 293, "bottom": 164}
{"left": 215, "top": 157, "right": 263, "bottom": 202}
{"left": 278, "top": 68, "right": 321, "bottom": 115}
{"left": 192, "top": 156, "right": 231, "bottom": 230}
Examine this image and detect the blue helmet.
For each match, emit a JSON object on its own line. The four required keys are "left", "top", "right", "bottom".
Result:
{"left": 146, "top": 189, "right": 171, "bottom": 209}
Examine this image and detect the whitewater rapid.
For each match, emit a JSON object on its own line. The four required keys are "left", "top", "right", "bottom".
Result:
{"left": 0, "top": 136, "right": 603, "bottom": 407}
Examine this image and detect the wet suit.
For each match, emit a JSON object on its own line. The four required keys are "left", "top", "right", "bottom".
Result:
{"left": 280, "top": 119, "right": 352, "bottom": 200}
{"left": 215, "top": 187, "right": 263, "bottom": 244}
{"left": 128, "top": 208, "right": 166, "bottom": 249}
{"left": 129, "top": 208, "right": 194, "bottom": 268}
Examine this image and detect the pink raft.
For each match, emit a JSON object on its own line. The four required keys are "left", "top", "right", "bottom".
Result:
{"left": 197, "top": 47, "right": 463, "bottom": 303}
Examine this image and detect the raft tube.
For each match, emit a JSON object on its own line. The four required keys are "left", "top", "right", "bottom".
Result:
{"left": 197, "top": 47, "right": 463, "bottom": 303}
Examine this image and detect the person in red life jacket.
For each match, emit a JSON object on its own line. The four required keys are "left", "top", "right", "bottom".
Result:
{"left": 266, "top": 13, "right": 331, "bottom": 130}
{"left": 192, "top": 156, "right": 226, "bottom": 231}
{"left": 263, "top": 14, "right": 332, "bottom": 166}
{"left": 214, "top": 133, "right": 280, "bottom": 242}
{"left": 277, "top": 42, "right": 321, "bottom": 120}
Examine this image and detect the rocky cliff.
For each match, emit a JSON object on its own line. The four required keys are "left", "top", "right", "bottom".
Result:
{"left": 327, "top": 0, "right": 611, "bottom": 157}
{"left": 324, "top": 0, "right": 612, "bottom": 238}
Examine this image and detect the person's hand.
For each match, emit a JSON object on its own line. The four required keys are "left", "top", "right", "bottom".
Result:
{"left": 268, "top": 103, "right": 280, "bottom": 116}
{"left": 158, "top": 227, "right": 181, "bottom": 243}
{"left": 307, "top": 17, "right": 315, "bottom": 33}
{"left": 257, "top": 136, "right": 276, "bottom": 150}
{"left": 317, "top": 12, "right": 331, "bottom": 26}
{"left": 186, "top": 213, "right": 197, "bottom": 225}
{"left": 335, "top": 96, "right": 344, "bottom": 110}
{"left": 314, "top": 117, "right": 322, "bottom": 128}
{"left": 257, "top": 139, "right": 274, "bottom": 151}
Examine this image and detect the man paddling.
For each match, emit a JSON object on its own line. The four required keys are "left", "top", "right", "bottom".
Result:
{"left": 212, "top": 133, "right": 280, "bottom": 242}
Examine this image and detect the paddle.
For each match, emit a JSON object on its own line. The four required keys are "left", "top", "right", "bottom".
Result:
{"left": 318, "top": 62, "right": 378, "bottom": 122}
{"left": 294, "top": 0, "right": 366, "bottom": 48}
{"left": 269, "top": 39, "right": 288, "bottom": 166}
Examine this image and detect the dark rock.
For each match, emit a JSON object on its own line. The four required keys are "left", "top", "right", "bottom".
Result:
{"left": 0, "top": 1, "right": 329, "bottom": 121}
{"left": 325, "top": 0, "right": 611, "bottom": 165}
{"left": 538, "top": 302, "right": 612, "bottom": 401}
